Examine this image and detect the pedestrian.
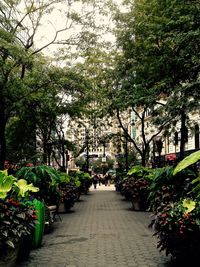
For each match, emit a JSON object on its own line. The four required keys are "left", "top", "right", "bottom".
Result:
{"left": 98, "top": 174, "right": 101, "bottom": 186}
{"left": 104, "top": 174, "right": 108, "bottom": 186}
{"left": 107, "top": 174, "right": 111, "bottom": 186}
{"left": 92, "top": 174, "right": 98, "bottom": 189}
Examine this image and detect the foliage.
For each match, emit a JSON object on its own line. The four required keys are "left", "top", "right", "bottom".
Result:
{"left": 128, "top": 165, "right": 151, "bottom": 177}
{"left": 91, "top": 157, "right": 114, "bottom": 174}
{"left": 5, "top": 116, "right": 37, "bottom": 164}
{"left": 75, "top": 171, "right": 92, "bottom": 194}
{"left": 149, "top": 152, "right": 200, "bottom": 259}
{"left": 148, "top": 166, "right": 196, "bottom": 211}
{"left": 152, "top": 199, "right": 200, "bottom": 259}
{"left": 173, "top": 150, "right": 200, "bottom": 176}
{"left": 13, "top": 179, "right": 39, "bottom": 198}
{"left": 0, "top": 0, "right": 110, "bottom": 169}
{"left": 120, "top": 166, "right": 152, "bottom": 209}
{"left": 108, "top": 0, "right": 200, "bottom": 165}
{"left": 16, "top": 165, "right": 60, "bottom": 205}
{"left": 0, "top": 170, "right": 16, "bottom": 199}
{"left": 58, "top": 182, "right": 78, "bottom": 211}
{"left": 0, "top": 199, "right": 37, "bottom": 256}
{"left": 0, "top": 170, "right": 38, "bottom": 257}
{"left": 0, "top": 170, "right": 39, "bottom": 200}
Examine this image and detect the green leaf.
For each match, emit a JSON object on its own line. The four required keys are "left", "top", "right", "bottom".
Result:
{"left": 173, "top": 151, "right": 200, "bottom": 176}
{"left": 6, "top": 240, "right": 15, "bottom": 248}
{"left": 16, "top": 213, "right": 26, "bottom": 219}
{"left": 2, "top": 230, "right": 8, "bottom": 237}
{"left": 0, "top": 171, "right": 16, "bottom": 199}
{"left": 191, "top": 175, "right": 200, "bottom": 184}
{"left": 182, "top": 199, "right": 196, "bottom": 213}
{"left": 14, "top": 179, "right": 39, "bottom": 197}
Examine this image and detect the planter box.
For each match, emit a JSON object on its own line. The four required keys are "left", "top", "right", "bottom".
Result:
{"left": 131, "top": 197, "right": 148, "bottom": 211}
{"left": 17, "top": 234, "right": 33, "bottom": 262}
{"left": 131, "top": 199, "right": 141, "bottom": 211}
{"left": 0, "top": 246, "right": 19, "bottom": 267}
{"left": 58, "top": 201, "right": 74, "bottom": 213}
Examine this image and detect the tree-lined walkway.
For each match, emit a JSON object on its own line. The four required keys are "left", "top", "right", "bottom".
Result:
{"left": 18, "top": 185, "right": 170, "bottom": 267}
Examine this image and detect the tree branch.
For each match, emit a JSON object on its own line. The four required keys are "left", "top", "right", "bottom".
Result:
{"left": 116, "top": 108, "right": 142, "bottom": 157}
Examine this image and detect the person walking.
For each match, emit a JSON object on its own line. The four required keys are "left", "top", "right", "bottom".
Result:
{"left": 92, "top": 174, "right": 98, "bottom": 189}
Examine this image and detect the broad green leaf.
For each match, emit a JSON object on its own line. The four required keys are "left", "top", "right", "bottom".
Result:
{"left": 173, "top": 151, "right": 200, "bottom": 176}
{"left": 14, "top": 179, "right": 39, "bottom": 197}
{"left": 0, "top": 171, "right": 16, "bottom": 199}
{"left": 182, "top": 199, "right": 196, "bottom": 213}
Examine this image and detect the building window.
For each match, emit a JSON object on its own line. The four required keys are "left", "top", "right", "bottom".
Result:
{"left": 195, "top": 124, "right": 199, "bottom": 149}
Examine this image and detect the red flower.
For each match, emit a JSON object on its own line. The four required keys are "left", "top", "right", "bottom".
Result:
{"left": 162, "top": 213, "right": 167, "bottom": 218}
{"left": 8, "top": 198, "right": 20, "bottom": 206}
{"left": 31, "top": 215, "right": 38, "bottom": 219}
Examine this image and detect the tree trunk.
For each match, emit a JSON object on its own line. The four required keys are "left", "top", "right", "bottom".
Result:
{"left": 141, "top": 145, "right": 146, "bottom": 167}
{"left": 61, "top": 140, "right": 66, "bottom": 171}
{"left": 141, "top": 153, "right": 146, "bottom": 167}
{"left": 42, "top": 137, "right": 48, "bottom": 164}
{"left": 0, "top": 99, "right": 6, "bottom": 170}
{"left": 179, "top": 111, "right": 187, "bottom": 160}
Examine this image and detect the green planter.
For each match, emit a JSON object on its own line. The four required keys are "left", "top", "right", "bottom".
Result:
{"left": 32, "top": 199, "right": 45, "bottom": 248}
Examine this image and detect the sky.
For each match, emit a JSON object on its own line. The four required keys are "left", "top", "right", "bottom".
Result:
{"left": 32, "top": 0, "right": 119, "bottom": 59}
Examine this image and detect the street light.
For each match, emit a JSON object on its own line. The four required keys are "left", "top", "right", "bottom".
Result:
{"left": 125, "top": 134, "right": 128, "bottom": 172}
{"left": 85, "top": 129, "right": 89, "bottom": 172}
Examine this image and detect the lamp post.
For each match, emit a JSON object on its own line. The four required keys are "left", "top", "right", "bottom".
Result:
{"left": 125, "top": 133, "right": 128, "bottom": 172}
{"left": 85, "top": 129, "right": 89, "bottom": 173}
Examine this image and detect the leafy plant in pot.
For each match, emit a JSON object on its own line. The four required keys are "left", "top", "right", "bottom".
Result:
{"left": 0, "top": 170, "right": 39, "bottom": 266}
{"left": 16, "top": 165, "right": 61, "bottom": 234}
{"left": 150, "top": 151, "right": 200, "bottom": 262}
{"left": 57, "top": 172, "right": 80, "bottom": 212}
{"left": 75, "top": 172, "right": 92, "bottom": 195}
{"left": 122, "top": 166, "right": 152, "bottom": 210}
{"left": 16, "top": 165, "right": 61, "bottom": 206}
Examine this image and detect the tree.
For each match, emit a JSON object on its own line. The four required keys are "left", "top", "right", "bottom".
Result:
{"left": 107, "top": 0, "right": 200, "bottom": 165}
{"left": 0, "top": 0, "right": 63, "bottom": 169}
{"left": 0, "top": 0, "right": 110, "bottom": 169}
{"left": 5, "top": 116, "right": 37, "bottom": 164}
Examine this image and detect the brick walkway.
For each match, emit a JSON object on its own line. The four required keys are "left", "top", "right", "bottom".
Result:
{"left": 18, "top": 185, "right": 171, "bottom": 267}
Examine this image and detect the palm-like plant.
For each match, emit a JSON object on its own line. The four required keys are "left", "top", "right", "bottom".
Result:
{"left": 16, "top": 165, "right": 60, "bottom": 205}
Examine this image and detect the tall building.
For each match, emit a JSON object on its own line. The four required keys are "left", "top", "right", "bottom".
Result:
{"left": 65, "top": 110, "right": 134, "bottom": 170}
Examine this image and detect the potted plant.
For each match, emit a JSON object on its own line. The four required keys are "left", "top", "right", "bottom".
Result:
{"left": 16, "top": 165, "right": 61, "bottom": 235}
{"left": 58, "top": 182, "right": 77, "bottom": 212}
{"left": 16, "top": 165, "right": 61, "bottom": 206}
{"left": 121, "top": 166, "right": 152, "bottom": 210}
{"left": 152, "top": 198, "right": 200, "bottom": 262}
{"left": 0, "top": 170, "right": 38, "bottom": 266}
{"left": 75, "top": 172, "right": 92, "bottom": 195}
{"left": 149, "top": 151, "right": 200, "bottom": 262}
{"left": 57, "top": 172, "right": 80, "bottom": 212}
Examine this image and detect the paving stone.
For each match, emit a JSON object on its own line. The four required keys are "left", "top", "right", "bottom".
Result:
{"left": 16, "top": 185, "right": 171, "bottom": 267}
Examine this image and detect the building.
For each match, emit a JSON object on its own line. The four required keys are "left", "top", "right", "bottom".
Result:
{"left": 133, "top": 105, "right": 200, "bottom": 166}
{"left": 65, "top": 110, "right": 134, "bottom": 171}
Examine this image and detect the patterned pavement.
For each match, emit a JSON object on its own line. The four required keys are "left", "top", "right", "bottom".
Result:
{"left": 17, "top": 184, "right": 173, "bottom": 267}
